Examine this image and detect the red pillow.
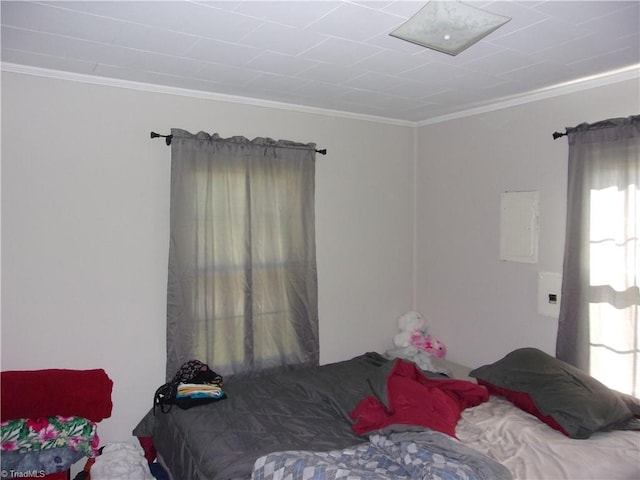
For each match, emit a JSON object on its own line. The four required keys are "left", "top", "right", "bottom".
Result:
{"left": 477, "top": 379, "right": 570, "bottom": 436}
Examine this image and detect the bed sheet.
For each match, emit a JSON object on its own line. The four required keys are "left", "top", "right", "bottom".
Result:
{"left": 456, "top": 395, "right": 640, "bottom": 480}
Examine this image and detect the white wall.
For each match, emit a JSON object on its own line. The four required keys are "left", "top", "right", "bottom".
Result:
{"left": 3, "top": 68, "right": 638, "bottom": 447}
{"left": 415, "top": 78, "right": 640, "bottom": 368}
{"left": 0, "top": 71, "right": 415, "bottom": 444}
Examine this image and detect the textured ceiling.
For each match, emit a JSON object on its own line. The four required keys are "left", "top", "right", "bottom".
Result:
{"left": 1, "top": 1, "right": 639, "bottom": 123}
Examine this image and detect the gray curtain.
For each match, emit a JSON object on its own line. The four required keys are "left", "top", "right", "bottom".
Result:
{"left": 166, "top": 130, "right": 319, "bottom": 379}
{"left": 557, "top": 115, "right": 640, "bottom": 396}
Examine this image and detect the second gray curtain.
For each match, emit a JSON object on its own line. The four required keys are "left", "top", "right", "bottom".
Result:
{"left": 166, "top": 130, "right": 319, "bottom": 378}
{"left": 557, "top": 115, "right": 639, "bottom": 396}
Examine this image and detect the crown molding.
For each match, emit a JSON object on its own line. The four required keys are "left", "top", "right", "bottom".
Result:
{"left": 0, "top": 62, "right": 415, "bottom": 128}
{"left": 416, "top": 64, "right": 640, "bottom": 127}
{"left": 2, "top": 61, "right": 638, "bottom": 128}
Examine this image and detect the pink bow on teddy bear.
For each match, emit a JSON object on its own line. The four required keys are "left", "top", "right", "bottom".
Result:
{"left": 410, "top": 331, "right": 447, "bottom": 358}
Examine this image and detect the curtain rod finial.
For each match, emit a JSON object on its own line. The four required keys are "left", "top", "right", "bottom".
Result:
{"left": 151, "top": 131, "right": 173, "bottom": 145}
{"left": 553, "top": 131, "right": 566, "bottom": 140}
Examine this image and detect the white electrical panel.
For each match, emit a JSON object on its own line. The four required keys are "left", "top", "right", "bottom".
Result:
{"left": 538, "top": 272, "right": 562, "bottom": 318}
{"left": 500, "top": 191, "right": 539, "bottom": 263}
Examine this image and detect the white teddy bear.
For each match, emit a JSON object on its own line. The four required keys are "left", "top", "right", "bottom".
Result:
{"left": 385, "top": 311, "right": 450, "bottom": 375}
{"left": 393, "top": 311, "right": 427, "bottom": 348}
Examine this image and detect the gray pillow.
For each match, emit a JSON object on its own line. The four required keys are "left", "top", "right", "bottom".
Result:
{"left": 470, "top": 348, "right": 638, "bottom": 439}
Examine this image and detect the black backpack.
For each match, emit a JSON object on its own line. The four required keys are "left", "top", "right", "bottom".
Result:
{"left": 153, "top": 360, "right": 226, "bottom": 414}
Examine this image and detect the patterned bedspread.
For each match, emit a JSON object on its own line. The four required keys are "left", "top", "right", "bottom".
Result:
{"left": 252, "top": 430, "right": 512, "bottom": 480}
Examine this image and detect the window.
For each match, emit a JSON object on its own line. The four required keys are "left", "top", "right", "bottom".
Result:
{"left": 589, "top": 182, "right": 639, "bottom": 396}
{"left": 557, "top": 116, "right": 639, "bottom": 398}
{"left": 166, "top": 131, "right": 319, "bottom": 377}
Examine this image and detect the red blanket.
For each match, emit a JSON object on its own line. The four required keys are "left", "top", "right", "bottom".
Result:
{"left": 1, "top": 368, "right": 113, "bottom": 422}
{"left": 349, "top": 359, "right": 488, "bottom": 438}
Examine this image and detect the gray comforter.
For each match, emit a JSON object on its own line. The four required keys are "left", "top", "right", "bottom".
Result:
{"left": 134, "top": 352, "right": 509, "bottom": 480}
{"left": 134, "top": 353, "right": 389, "bottom": 480}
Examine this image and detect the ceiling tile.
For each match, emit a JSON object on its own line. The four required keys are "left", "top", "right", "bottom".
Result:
{"left": 531, "top": 0, "right": 633, "bottom": 25}
{"left": 531, "top": 32, "right": 636, "bottom": 66}
{"left": 122, "top": 51, "right": 205, "bottom": 77}
{"left": 94, "top": 63, "right": 223, "bottom": 92}
{"left": 498, "top": 17, "right": 592, "bottom": 54}
{"left": 354, "top": 49, "right": 432, "bottom": 75}
{"left": 340, "top": 88, "right": 417, "bottom": 109}
{"left": 244, "top": 72, "right": 310, "bottom": 92}
{"left": 386, "top": 78, "right": 444, "bottom": 100}
{"left": 292, "top": 79, "right": 352, "bottom": 98}
{"left": 1, "top": 47, "right": 98, "bottom": 74}
{"left": 245, "top": 51, "right": 319, "bottom": 76}
{"left": 296, "top": 62, "right": 368, "bottom": 84}
{"left": 110, "top": 24, "right": 200, "bottom": 57}
{"left": 194, "top": 62, "right": 258, "bottom": 85}
{"left": 445, "top": 69, "right": 506, "bottom": 91}
{"left": 568, "top": 46, "right": 640, "bottom": 77}
{"left": 2, "top": 0, "right": 638, "bottom": 123}
{"left": 367, "top": 30, "right": 430, "bottom": 53}
{"left": 305, "top": 2, "right": 404, "bottom": 41}
{"left": 452, "top": 41, "right": 506, "bottom": 64}
{"left": 46, "top": 1, "right": 263, "bottom": 42}
{"left": 476, "top": 79, "right": 533, "bottom": 101}
{"left": 183, "top": 37, "right": 260, "bottom": 66}
{"left": 463, "top": 49, "right": 537, "bottom": 75}
{"left": 303, "top": 37, "right": 382, "bottom": 65}
{"left": 499, "top": 60, "right": 575, "bottom": 88}
{"left": 2, "top": 2, "right": 123, "bottom": 43}
{"left": 236, "top": 22, "right": 326, "bottom": 56}
{"left": 232, "top": 1, "right": 342, "bottom": 28}
{"left": 345, "top": 71, "right": 408, "bottom": 93}
{"left": 480, "top": 1, "right": 550, "bottom": 38}
{"left": 401, "top": 61, "right": 472, "bottom": 85}
{"left": 423, "top": 88, "right": 490, "bottom": 105}
{"left": 580, "top": 2, "right": 640, "bottom": 35}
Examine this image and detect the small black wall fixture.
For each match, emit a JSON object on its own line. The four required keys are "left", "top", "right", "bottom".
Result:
{"left": 150, "top": 131, "right": 173, "bottom": 145}
{"left": 150, "top": 131, "right": 326, "bottom": 155}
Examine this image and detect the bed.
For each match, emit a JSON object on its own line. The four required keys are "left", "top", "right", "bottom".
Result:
{"left": 133, "top": 349, "right": 640, "bottom": 480}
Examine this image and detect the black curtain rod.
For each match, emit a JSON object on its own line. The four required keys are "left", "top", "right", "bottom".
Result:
{"left": 150, "top": 131, "right": 173, "bottom": 145}
{"left": 150, "top": 131, "right": 327, "bottom": 155}
{"left": 552, "top": 115, "right": 640, "bottom": 140}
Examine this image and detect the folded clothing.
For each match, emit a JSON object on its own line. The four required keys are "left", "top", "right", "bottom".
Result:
{"left": 176, "top": 382, "right": 224, "bottom": 399}
{"left": 1, "top": 369, "right": 113, "bottom": 422}
{"left": 154, "top": 360, "right": 227, "bottom": 412}
{"left": 1, "top": 416, "right": 99, "bottom": 458}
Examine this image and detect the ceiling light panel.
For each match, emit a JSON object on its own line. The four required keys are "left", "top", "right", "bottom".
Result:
{"left": 390, "top": 1, "right": 511, "bottom": 56}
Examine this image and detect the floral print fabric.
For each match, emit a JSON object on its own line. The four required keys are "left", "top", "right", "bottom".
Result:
{"left": 1, "top": 416, "right": 98, "bottom": 457}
